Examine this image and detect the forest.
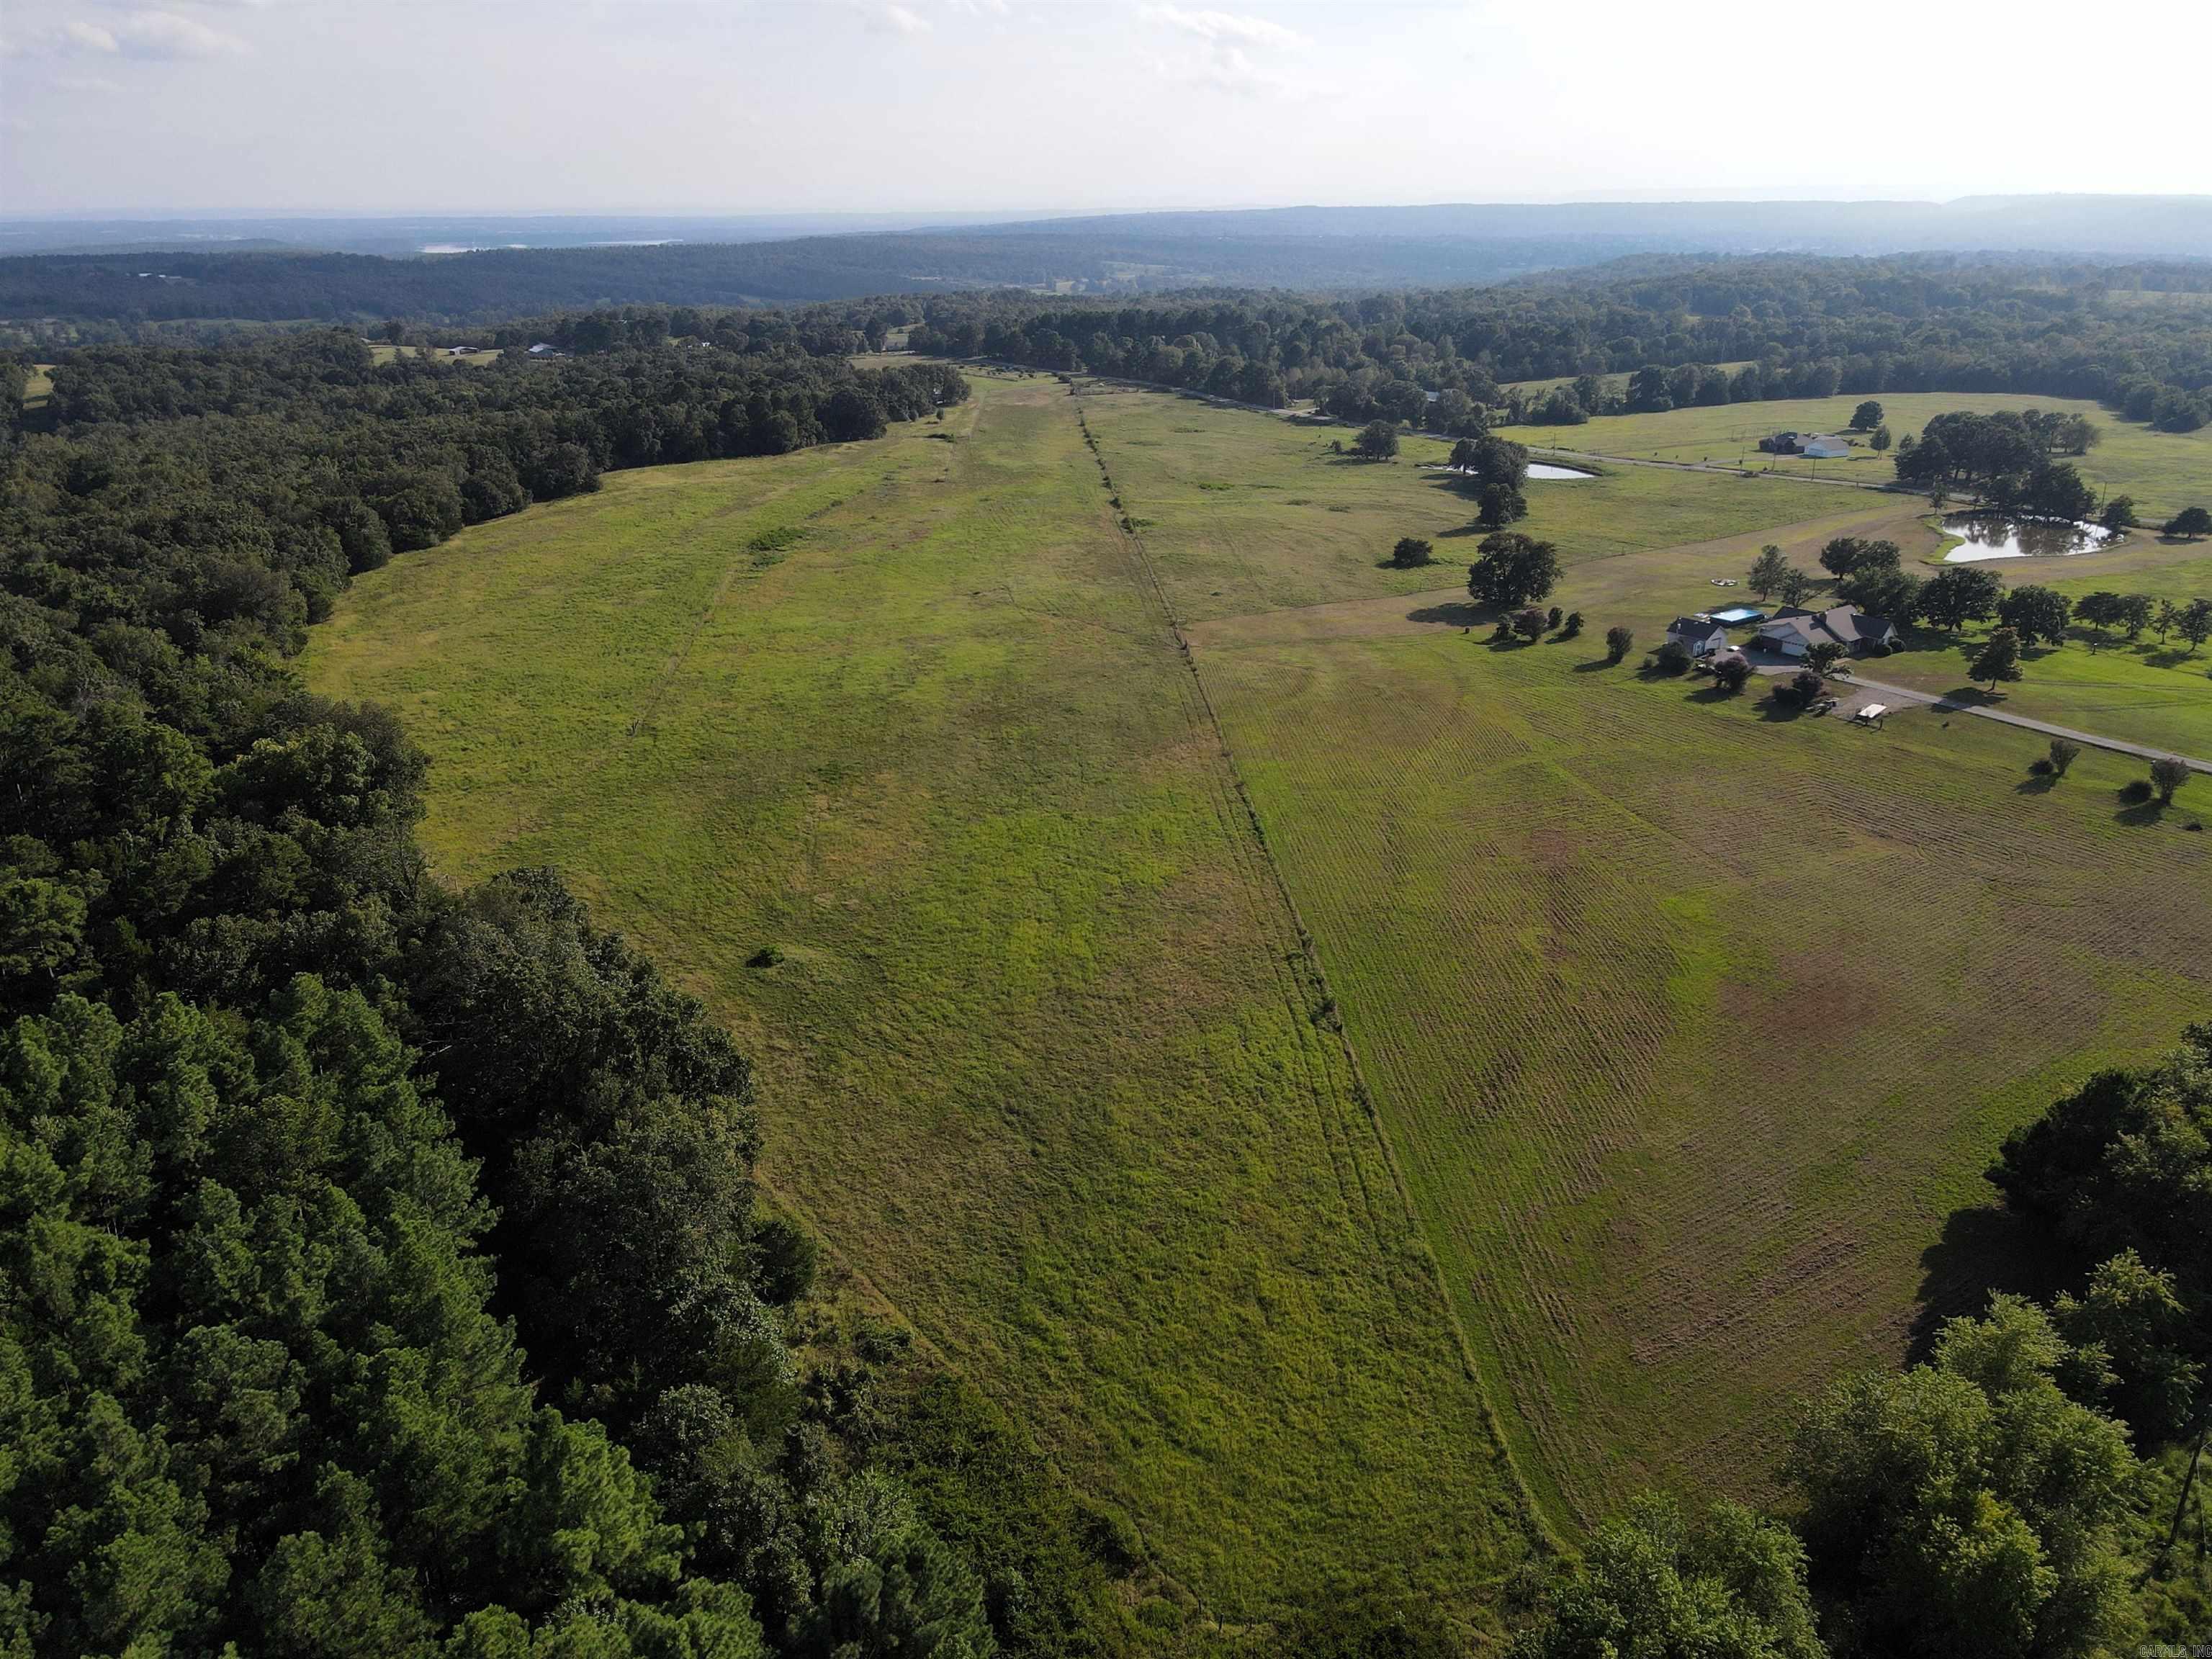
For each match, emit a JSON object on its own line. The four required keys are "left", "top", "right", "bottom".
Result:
{"left": 0, "top": 328, "right": 1151, "bottom": 1658}
{"left": 900, "top": 257, "right": 2212, "bottom": 432}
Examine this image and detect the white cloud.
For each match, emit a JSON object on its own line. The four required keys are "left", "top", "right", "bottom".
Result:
{"left": 32, "top": 8, "right": 250, "bottom": 59}
{"left": 865, "top": 3, "right": 931, "bottom": 35}
{"left": 1141, "top": 3, "right": 1310, "bottom": 99}
{"left": 1140, "top": 5, "right": 1307, "bottom": 51}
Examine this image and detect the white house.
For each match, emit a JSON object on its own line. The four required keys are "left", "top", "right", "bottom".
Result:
{"left": 1666, "top": 616, "right": 1731, "bottom": 657}
{"left": 1798, "top": 433, "right": 1851, "bottom": 459}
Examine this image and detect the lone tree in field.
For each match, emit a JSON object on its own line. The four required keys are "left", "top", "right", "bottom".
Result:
{"left": 1562, "top": 610, "right": 1584, "bottom": 638}
{"left": 1871, "top": 424, "right": 1892, "bottom": 453}
{"left": 1390, "top": 536, "right": 1433, "bottom": 568}
{"left": 1851, "top": 399, "right": 1884, "bottom": 431}
{"left": 1747, "top": 544, "right": 1789, "bottom": 600}
{"left": 1918, "top": 565, "right": 2002, "bottom": 632}
{"left": 1466, "top": 531, "right": 1560, "bottom": 609}
{"left": 1972, "top": 626, "right": 2024, "bottom": 693}
{"left": 1998, "top": 584, "right": 2072, "bottom": 648}
{"left": 1354, "top": 420, "right": 1399, "bottom": 460}
{"left": 1777, "top": 566, "right": 1817, "bottom": 608}
{"left": 2048, "top": 738, "right": 2081, "bottom": 778}
{"left": 2152, "top": 757, "right": 2191, "bottom": 805}
{"left": 1604, "top": 625, "right": 1634, "bottom": 664}
{"left": 2164, "top": 506, "right": 2212, "bottom": 540}
{"left": 1514, "top": 606, "right": 1549, "bottom": 643}
{"left": 1712, "top": 655, "right": 1752, "bottom": 693}
{"left": 2101, "top": 495, "right": 2139, "bottom": 536}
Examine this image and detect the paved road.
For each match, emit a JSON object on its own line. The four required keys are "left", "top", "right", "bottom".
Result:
{"left": 1838, "top": 673, "right": 2212, "bottom": 775}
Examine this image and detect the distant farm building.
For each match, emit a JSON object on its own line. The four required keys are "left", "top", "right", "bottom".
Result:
{"left": 1758, "top": 431, "right": 1851, "bottom": 459}
{"left": 1755, "top": 605, "right": 1899, "bottom": 657}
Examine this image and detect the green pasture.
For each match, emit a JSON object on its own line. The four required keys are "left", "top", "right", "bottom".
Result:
{"left": 305, "top": 377, "right": 1537, "bottom": 1632}
{"left": 1494, "top": 391, "right": 2212, "bottom": 521}
{"left": 1075, "top": 384, "right": 1848, "bottom": 621}
{"left": 1081, "top": 388, "right": 2212, "bottom": 1523}
{"left": 1185, "top": 613, "right": 2212, "bottom": 1521}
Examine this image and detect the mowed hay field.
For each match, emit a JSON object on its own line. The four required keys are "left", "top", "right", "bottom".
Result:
{"left": 1494, "top": 390, "right": 2212, "bottom": 521}
{"left": 304, "top": 375, "right": 1538, "bottom": 1628}
{"left": 1082, "top": 389, "right": 2212, "bottom": 1521}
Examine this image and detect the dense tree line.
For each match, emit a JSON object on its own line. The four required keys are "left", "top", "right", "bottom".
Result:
{"left": 0, "top": 325, "right": 1159, "bottom": 1658}
{"left": 899, "top": 258, "right": 2212, "bottom": 431}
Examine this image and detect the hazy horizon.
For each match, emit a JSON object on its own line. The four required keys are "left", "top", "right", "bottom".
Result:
{"left": 4, "top": 0, "right": 2207, "bottom": 219}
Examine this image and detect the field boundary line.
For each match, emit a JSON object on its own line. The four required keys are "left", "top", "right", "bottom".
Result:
{"left": 1069, "top": 386, "right": 1568, "bottom": 1553}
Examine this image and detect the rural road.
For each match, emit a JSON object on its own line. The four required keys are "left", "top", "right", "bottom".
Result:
{"left": 1836, "top": 673, "right": 2212, "bottom": 775}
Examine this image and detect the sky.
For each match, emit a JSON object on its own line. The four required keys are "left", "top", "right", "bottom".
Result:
{"left": 3, "top": 0, "right": 2209, "bottom": 218}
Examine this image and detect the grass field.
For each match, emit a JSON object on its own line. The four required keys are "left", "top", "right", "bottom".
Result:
{"left": 1077, "top": 390, "right": 2212, "bottom": 1521}
{"left": 1074, "top": 384, "right": 1851, "bottom": 622}
{"left": 367, "top": 341, "right": 502, "bottom": 366}
{"left": 305, "top": 376, "right": 1538, "bottom": 1632}
{"left": 309, "top": 367, "right": 2212, "bottom": 1591}
{"left": 1494, "top": 391, "right": 2212, "bottom": 521}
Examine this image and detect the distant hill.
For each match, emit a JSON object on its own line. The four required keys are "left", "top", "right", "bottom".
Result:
{"left": 4, "top": 197, "right": 2207, "bottom": 327}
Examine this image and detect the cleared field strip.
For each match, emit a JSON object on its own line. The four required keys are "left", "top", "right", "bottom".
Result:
{"left": 1192, "top": 624, "right": 2212, "bottom": 1521}
{"left": 306, "top": 377, "right": 1537, "bottom": 1629}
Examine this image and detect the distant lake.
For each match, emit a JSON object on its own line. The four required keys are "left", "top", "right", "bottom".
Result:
{"left": 1527, "top": 462, "right": 1596, "bottom": 480}
{"left": 1940, "top": 513, "right": 2117, "bottom": 562}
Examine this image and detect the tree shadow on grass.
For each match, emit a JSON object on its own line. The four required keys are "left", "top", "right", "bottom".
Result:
{"left": 2116, "top": 800, "right": 2167, "bottom": 827}
{"left": 1571, "top": 656, "right": 1623, "bottom": 673}
{"left": 1910, "top": 1202, "right": 2071, "bottom": 1363}
{"left": 1687, "top": 683, "right": 1748, "bottom": 704}
{"left": 1756, "top": 694, "right": 1811, "bottom": 721}
{"left": 1406, "top": 601, "right": 1488, "bottom": 628}
{"left": 2015, "top": 773, "right": 2057, "bottom": 795}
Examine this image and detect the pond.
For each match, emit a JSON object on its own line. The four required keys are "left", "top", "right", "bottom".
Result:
{"left": 1940, "top": 513, "right": 2118, "bottom": 562}
{"left": 1527, "top": 462, "right": 1596, "bottom": 480}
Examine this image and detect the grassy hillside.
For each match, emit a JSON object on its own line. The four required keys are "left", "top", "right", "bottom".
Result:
{"left": 1082, "top": 389, "right": 2212, "bottom": 1523}
{"left": 1494, "top": 391, "right": 2212, "bottom": 520}
{"left": 304, "top": 376, "right": 1537, "bottom": 1633}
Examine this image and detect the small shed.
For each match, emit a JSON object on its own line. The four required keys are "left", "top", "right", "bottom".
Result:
{"left": 1798, "top": 433, "right": 1851, "bottom": 459}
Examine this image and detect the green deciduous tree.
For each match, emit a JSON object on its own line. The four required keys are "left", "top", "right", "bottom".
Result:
{"left": 1354, "top": 420, "right": 1398, "bottom": 460}
{"left": 1789, "top": 1297, "right": 2137, "bottom": 1659}
{"left": 1998, "top": 586, "right": 2071, "bottom": 648}
{"left": 1509, "top": 1493, "right": 1825, "bottom": 1659}
{"left": 1972, "top": 626, "right": 2025, "bottom": 692}
{"left": 1748, "top": 544, "right": 1790, "bottom": 599}
{"left": 1467, "top": 532, "right": 1561, "bottom": 610}
{"left": 1918, "top": 565, "right": 2002, "bottom": 632}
